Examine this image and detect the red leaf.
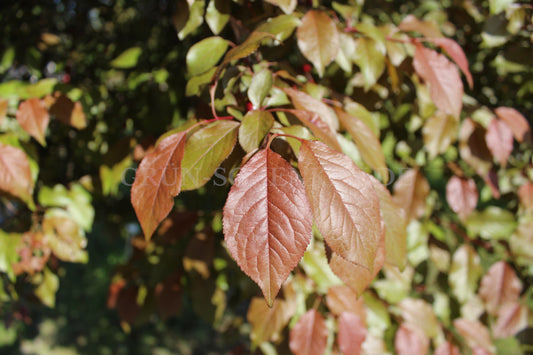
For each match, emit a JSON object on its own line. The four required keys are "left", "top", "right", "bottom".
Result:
{"left": 399, "top": 15, "right": 443, "bottom": 38}
{"left": 453, "top": 319, "right": 495, "bottom": 354}
{"left": 286, "top": 109, "right": 342, "bottom": 152}
{"left": 518, "top": 182, "right": 533, "bottom": 211}
{"left": 289, "top": 309, "right": 328, "bottom": 355}
{"left": 392, "top": 168, "right": 430, "bottom": 222}
{"left": 0, "top": 144, "right": 34, "bottom": 205}
{"left": 155, "top": 272, "right": 182, "bottom": 320}
{"left": 485, "top": 118, "right": 514, "bottom": 167}
{"left": 283, "top": 87, "right": 339, "bottom": 131}
{"left": 478, "top": 261, "right": 522, "bottom": 316}
{"left": 337, "top": 312, "right": 366, "bottom": 355}
{"left": 223, "top": 149, "right": 312, "bottom": 306}
{"left": 413, "top": 43, "right": 463, "bottom": 119}
{"left": 426, "top": 38, "right": 473, "bottom": 89}
{"left": 446, "top": 176, "right": 478, "bottom": 219}
{"left": 493, "top": 302, "right": 528, "bottom": 338}
{"left": 434, "top": 341, "right": 461, "bottom": 355}
{"left": 49, "top": 93, "right": 87, "bottom": 129}
{"left": 395, "top": 325, "right": 429, "bottom": 355}
{"left": 16, "top": 98, "right": 50, "bottom": 146}
{"left": 298, "top": 140, "right": 382, "bottom": 271}
{"left": 326, "top": 285, "right": 366, "bottom": 320}
{"left": 131, "top": 132, "right": 187, "bottom": 240}
{"left": 495, "top": 107, "right": 531, "bottom": 143}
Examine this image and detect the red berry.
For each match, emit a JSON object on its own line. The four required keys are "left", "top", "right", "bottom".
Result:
{"left": 302, "top": 64, "right": 312, "bottom": 73}
{"left": 62, "top": 73, "right": 71, "bottom": 84}
{"left": 246, "top": 102, "right": 254, "bottom": 111}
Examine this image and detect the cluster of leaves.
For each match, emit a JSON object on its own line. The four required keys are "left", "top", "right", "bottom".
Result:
{"left": 1, "top": 0, "right": 533, "bottom": 354}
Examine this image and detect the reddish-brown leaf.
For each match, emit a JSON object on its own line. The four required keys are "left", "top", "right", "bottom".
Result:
{"left": 0, "top": 144, "right": 34, "bottom": 205}
{"left": 399, "top": 14, "right": 443, "bottom": 38}
{"left": 223, "top": 148, "right": 312, "bottom": 306}
{"left": 395, "top": 324, "right": 429, "bottom": 355}
{"left": 298, "top": 140, "right": 382, "bottom": 271}
{"left": 426, "top": 38, "right": 473, "bottom": 89}
{"left": 335, "top": 107, "right": 388, "bottom": 183}
{"left": 49, "top": 93, "right": 87, "bottom": 129}
{"left": 283, "top": 87, "right": 339, "bottom": 131}
{"left": 116, "top": 286, "right": 141, "bottom": 324}
{"left": 493, "top": 301, "right": 528, "bottom": 338}
{"left": 459, "top": 118, "right": 492, "bottom": 177}
{"left": 392, "top": 169, "right": 430, "bottom": 222}
{"left": 297, "top": 10, "right": 339, "bottom": 77}
{"left": 370, "top": 177, "right": 407, "bottom": 269}
{"left": 495, "top": 107, "right": 531, "bottom": 143}
{"left": 131, "top": 132, "right": 187, "bottom": 240}
{"left": 154, "top": 272, "right": 182, "bottom": 320}
{"left": 183, "top": 229, "right": 215, "bottom": 278}
{"left": 485, "top": 118, "right": 514, "bottom": 167}
{"left": 434, "top": 341, "right": 461, "bottom": 355}
{"left": 326, "top": 285, "right": 366, "bottom": 320}
{"left": 453, "top": 319, "right": 495, "bottom": 354}
{"left": 413, "top": 43, "right": 463, "bottom": 119}
{"left": 328, "top": 235, "right": 385, "bottom": 296}
{"left": 289, "top": 309, "right": 328, "bottom": 355}
{"left": 399, "top": 298, "right": 439, "bottom": 338}
{"left": 446, "top": 176, "right": 478, "bottom": 219}
{"left": 286, "top": 109, "right": 341, "bottom": 152}
{"left": 478, "top": 261, "right": 522, "bottom": 316}
{"left": 247, "top": 297, "right": 292, "bottom": 345}
{"left": 337, "top": 312, "right": 366, "bottom": 355}
{"left": 518, "top": 182, "right": 533, "bottom": 211}
{"left": 16, "top": 98, "right": 50, "bottom": 146}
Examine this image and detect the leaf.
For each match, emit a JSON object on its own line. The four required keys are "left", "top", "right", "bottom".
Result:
{"left": 289, "top": 309, "right": 328, "bottom": 355}
{"left": 238, "top": 110, "right": 274, "bottom": 153}
{"left": 489, "top": 0, "right": 514, "bottom": 15}
{"left": 42, "top": 209, "right": 88, "bottom": 263}
{"left": 287, "top": 109, "right": 342, "bottom": 152}
{"left": 131, "top": 131, "right": 187, "bottom": 239}
{"left": 223, "top": 148, "right": 312, "bottom": 305}
{"left": 392, "top": 169, "right": 430, "bottom": 222}
{"left": 434, "top": 341, "right": 461, "bottom": 355}
{"left": 399, "top": 298, "right": 439, "bottom": 338}
{"left": 449, "top": 245, "right": 482, "bottom": 304}
{"left": 485, "top": 118, "right": 514, "bottom": 167}
{"left": 0, "top": 99, "right": 7, "bottom": 124}
{"left": 154, "top": 272, "right": 182, "bottom": 320}
{"left": 298, "top": 140, "right": 382, "bottom": 270}
{"left": 181, "top": 120, "right": 239, "bottom": 190}
{"left": 459, "top": 118, "right": 492, "bottom": 177}
{"left": 465, "top": 206, "right": 516, "bottom": 240}
{"left": 300, "top": 242, "right": 343, "bottom": 293}
{"left": 328, "top": 235, "right": 385, "bottom": 296}
{"left": 399, "top": 15, "right": 443, "bottom": 38}
{"left": 337, "top": 312, "right": 366, "bottom": 355}
{"left": 16, "top": 98, "right": 50, "bottom": 146}
{"left": 205, "top": 0, "right": 230, "bottom": 35}
{"left": 478, "top": 261, "right": 522, "bottom": 316}
{"left": 247, "top": 297, "right": 292, "bottom": 346}
{"left": 248, "top": 68, "right": 273, "bottom": 109}
{"left": 353, "top": 37, "right": 386, "bottom": 90}
{"left": 283, "top": 87, "right": 339, "bottom": 131}
{"left": 48, "top": 93, "right": 87, "bottom": 129}
{"left": 422, "top": 112, "right": 458, "bottom": 159}
{"left": 492, "top": 302, "right": 528, "bottom": 339}
{"left": 0, "top": 144, "right": 34, "bottom": 205}
{"left": 395, "top": 325, "right": 430, "bottom": 355}
{"left": 494, "top": 107, "right": 530, "bottom": 143}
{"left": 413, "top": 43, "right": 463, "bottom": 119}
{"left": 370, "top": 177, "right": 407, "bottom": 269}
{"left": 0, "top": 230, "right": 22, "bottom": 281}
{"left": 177, "top": 0, "right": 205, "bottom": 40}
{"left": 297, "top": 10, "right": 339, "bottom": 77}
{"left": 453, "top": 319, "right": 495, "bottom": 354}
{"left": 222, "top": 31, "right": 274, "bottom": 65}
{"left": 110, "top": 47, "right": 142, "bottom": 69}
{"left": 425, "top": 38, "right": 473, "bottom": 89}
{"left": 446, "top": 176, "right": 478, "bottom": 219}
{"left": 186, "top": 36, "right": 229, "bottom": 76}
{"left": 256, "top": 14, "right": 301, "bottom": 42}
{"left": 335, "top": 108, "right": 388, "bottom": 183}
{"left": 34, "top": 268, "right": 59, "bottom": 308}
{"left": 326, "top": 285, "right": 366, "bottom": 318}
{"left": 518, "top": 182, "right": 533, "bottom": 211}
{"left": 264, "top": 0, "right": 297, "bottom": 14}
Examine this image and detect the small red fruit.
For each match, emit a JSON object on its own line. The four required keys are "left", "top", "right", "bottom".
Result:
{"left": 246, "top": 102, "right": 254, "bottom": 111}
{"left": 302, "top": 64, "right": 312, "bottom": 73}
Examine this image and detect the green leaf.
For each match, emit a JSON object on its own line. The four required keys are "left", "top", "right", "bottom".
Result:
{"left": 186, "top": 67, "right": 218, "bottom": 97}
{"left": 465, "top": 206, "right": 517, "bottom": 240}
{"left": 223, "top": 32, "right": 274, "bottom": 65}
{"left": 34, "top": 268, "right": 59, "bottom": 308}
{"left": 0, "top": 230, "right": 22, "bottom": 281}
{"left": 449, "top": 244, "right": 482, "bottom": 304}
{"left": 489, "top": 0, "right": 514, "bottom": 15}
{"left": 238, "top": 110, "right": 274, "bottom": 153}
{"left": 264, "top": 0, "right": 297, "bottom": 14}
{"left": 353, "top": 37, "right": 386, "bottom": 91}
{"left": 205, "top": 0, "right": 230, "bottom": 35}
{"left": 100, "top": 155, "right": 133, "bottom": 196}
{"left": 248, "top": 68, "right": 273, "bottom": 109}
{"left": 186, "top": 37, "right": 229, "bottom": 76}
{"left": 110, "top": 47, "right": 142, "bottom": 69}
{"left": 422, "top": 112, "right": 458, "bottom": 159}
{"left": 300, "top": 242, "right": 343, "bottom": 294}
{"left": 181, "top": 120, "right": 239, "bottom": 190}
{"left": 256, "top": 14, "right": 301, "bottom": 42}
{"left": 178, "top": 0, "right": 205, "bottom": 40}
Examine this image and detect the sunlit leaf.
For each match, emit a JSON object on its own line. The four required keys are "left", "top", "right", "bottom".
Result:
{"left": 223, "top": 31, "right": 274, "bottom": 64}
{"left": 257, "top": 14, "right": 301, "bottom": 42}
{"left": 0, "top": 230, "right": 22, "bottom": 281}
{"left": 446, "top": 176, "right": 478, "bottom": 219}
{"left": 264, "top": 0, "right": 297, "bottom": 14}
{"left": 399, "top": 298, "right": 439, "bottom": 338}
{"left": 297, "top": 10, "right": 339, "bottom": 77}
{"left": 34, "top": 268, "right": 59, "bottom": 308}
{"left": 337, "top": 312, "right": 366, "bottom": 355}
{"left": 392, "top": 169, "right": 430, "bottom": 222}
{"left": 422, "top": 112, "right": 458, "bottom": 159}
{"left": 186, "top": 36, "right": 229, "bottom": 76}
{"left": 353, "top": 37, "right": 386, "bottom": 91}
{"left": 518, "top": 182, "right": 533, "bottom": 211}
{"left": 177, "top": 0, "right": 205, "bottom": 40}
{"left": 247, "top": 297, "right": 292, "bottom": 346}
{"left": 298, "top": 140, "right": 382, "bottom": 270}
{"left": 459, "top": 118, "right": 492, "bottom": 177}
{"left": 238, "top": 110, "right": 274, "bottom": 153}
{"left": 289, "top": 309, "right": 328, "bottom": 355}
{"left": 42, "top": 209, "right": 88, "bottom": 263}
{"left": 0, "top": 144, "right": 34, "bottom": 206}
{"left": 492, "top": 302, "right": 528, "bottom": 338}
{"left": 16, "top": 98, "right": 50, "bottom": 146}
{"left": 248, "top": 68, "right": 273, "bottom": 109}
{"left": 465, "top": 206, "right": 516, "bottom": 240}
{"left": 453, "top": 318, "right": 495, "bottom": 354}
{"left": 399, "top": 14, "right": 443, "bottom": 38}
{"left": 287, "top": 109, "right": 342, "bottom": 152}
{"left": 205, "top": 0, "right": 230, "bottom": 35}
{"left": 449, "top": 245, "right": 482, "bottom": 304}
{"left": 395, "top": 324, "right": 430, "bottom": 355}
{"left": 110, "top": 47, "right": 142, "bottom": 69}
{"left": 478, "top": 261, "right": 522, "bottom": 316}
{"left": 426, "top": 38, "right": 473, "bottom": 89}
{"left": 434, "top": 341, "right": 461, "bottom": 355}
{"left": 48, "top": 93, "right": 87, "bottom": 129}
{"left": 223, "top": 148, "right": 312, "bottom": 305}
{"left": 485, "top": 118, "right": 514, "bottom": 167}
{"left": 181, "top": 120, "right": 239, "bottom": 190}
{"left": 131, "top": 132, "right": 187, "bottom": 239}
{"left": 494, "top": 107, "right": 531, "bottom": 143}
{"left": 283, "top": 87, "right": 339, "bottom": 131}
{"left": 413, "top": 44, "right": 463, "bottom": 119}
{"left": 326, "top": 285, "right": 366, "bottom": 320}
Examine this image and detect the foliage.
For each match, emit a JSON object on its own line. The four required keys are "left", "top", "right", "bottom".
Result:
{"left": 0, "top": 0, "right": 533, "bottom": 354}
